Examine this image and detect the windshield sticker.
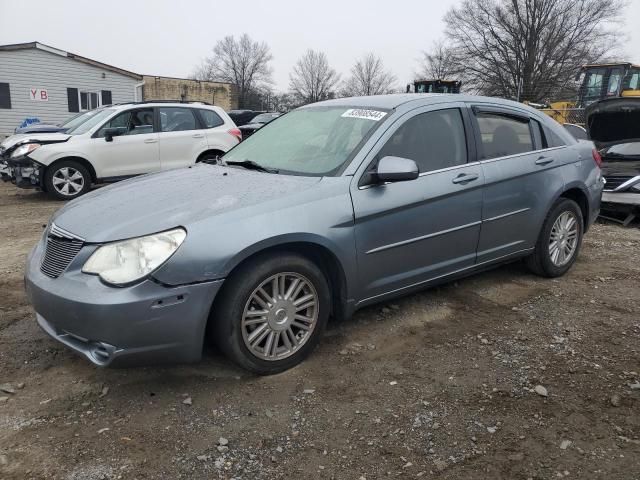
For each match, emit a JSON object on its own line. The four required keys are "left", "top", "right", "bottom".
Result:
{"left": 341, "top": 109, "right": 387, "bottom": 121}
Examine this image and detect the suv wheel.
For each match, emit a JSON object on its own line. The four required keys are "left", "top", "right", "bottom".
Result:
{"left": 44, "top": 160, "right": 91, "bottom": 200}
{"left": 526, "top": 198, "right": 583, "bottom": 277}
{"left": 211, "top": 253, "right": 330, "bottom": 374}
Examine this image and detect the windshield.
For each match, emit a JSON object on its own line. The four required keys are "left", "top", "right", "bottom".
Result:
{"left": 66, "top": 108, "right": 116, "bottom": 135}
{"left": 60, "top": 111, "right": 95, "bottom": 130}
{"left": 223, "top": 107, "right": 388, "bottom": 176}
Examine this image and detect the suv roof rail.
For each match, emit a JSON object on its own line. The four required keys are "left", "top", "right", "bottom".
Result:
{"left": 133, "top": 99, "right": 214, "bottom": 106}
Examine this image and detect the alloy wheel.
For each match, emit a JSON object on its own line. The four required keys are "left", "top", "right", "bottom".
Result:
{"left": 52, "top": 167, "right": 85, "bottom": 197}
{"left": 548, "top": 211, "right": 579, "bottom": 266}
{"left": 241, "top": 272, "right": 319, "bottom": 361}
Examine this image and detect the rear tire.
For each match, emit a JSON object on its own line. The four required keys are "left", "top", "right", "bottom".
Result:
{"left": 211, "top": 253, "right": 330, "bottom": 375}
{"left": 44, "top": 160, "right": 91, "bottom": 200}
{"left": 526, "top": 198, "right": 583, "bottom": 277}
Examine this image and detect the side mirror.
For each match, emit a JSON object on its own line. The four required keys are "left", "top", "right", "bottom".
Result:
{"left": 104, "top": 127, "right": 126, "bottom": 142}
{"left": 376, "top": 156, "right": 419, "bottom": 183}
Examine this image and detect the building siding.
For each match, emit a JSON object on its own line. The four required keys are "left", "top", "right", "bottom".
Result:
{"left": 0, "top": 48, "right": 140, "bottom": 138}
{"left": 142, "top": 75, "right": 238, "bottom": 111}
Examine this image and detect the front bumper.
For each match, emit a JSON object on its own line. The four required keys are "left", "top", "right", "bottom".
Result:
{"left": 25, "top": 240, "right": 224, "bottom": 367}
{"left": 2, "top": 154, "right": 43, "bottom": 188}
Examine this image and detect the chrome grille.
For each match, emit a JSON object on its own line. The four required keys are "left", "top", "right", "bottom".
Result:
{"left": 40, "top": 224, "right": 85, "bottom": 278}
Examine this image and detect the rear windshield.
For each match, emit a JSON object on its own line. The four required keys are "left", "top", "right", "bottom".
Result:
{"left": 223, "top": 107, "right": 389, "bottom": 176}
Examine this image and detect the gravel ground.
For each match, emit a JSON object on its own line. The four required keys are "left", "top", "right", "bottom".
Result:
{"left": 0, "top": 182, "right": 639, "bottom": 480}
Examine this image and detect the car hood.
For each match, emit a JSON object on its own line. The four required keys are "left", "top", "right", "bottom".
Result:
{"left": 586, "top": 98, "right": 640, "bottom": 148}
{"left": 51, "top": 164, "right": 322, "bottom": 242}
{"left": 16, "top": 123, "right": 65, "bottom": 134}
{"left": 1, "top": 132, "right": 71, "bottom": 151}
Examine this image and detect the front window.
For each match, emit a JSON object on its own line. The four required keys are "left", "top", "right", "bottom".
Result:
{"left": 581, "top": 69, "right": 605, "bottom": 105}
{"left": 60, "top": 111, "right": 94, "bottom": 130}
{"left": 96, "top": 108, "right": 154, "bottom": 137}
{"left": 606, "top": 68, "right": 623, "bottom": 97}
{"left": 66, "top": 108, "right": 116, "bottom": 135}
{"left": 223, "top": 107, "right": 388, "bottom": 176}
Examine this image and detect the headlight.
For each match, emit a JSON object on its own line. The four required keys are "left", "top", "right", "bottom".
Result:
{"left": 82, "top": 228, "right": 186, "bottom": 286}
{"left": 11, "top": 143, "right": 40, "bottom": 158}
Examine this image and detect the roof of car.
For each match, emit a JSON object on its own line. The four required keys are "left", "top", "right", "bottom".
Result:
{"left": 107, "top": 101, "right": 222, "bottom": 111}
{"left": 310, "top": 93, "right": 531, "bottom": 111}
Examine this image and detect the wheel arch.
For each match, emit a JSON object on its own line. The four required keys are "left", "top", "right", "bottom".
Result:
{"left": 558, "top": 184, "right": 590, "bottom": 231}
{"left": 210, "top": 238, "right": 350, "bottom": 327}
{"left": 196, "top": 149, "right": 225, "bottom": 162}
{"left": 45, "top": 156, "right": 97, "bottom": 183}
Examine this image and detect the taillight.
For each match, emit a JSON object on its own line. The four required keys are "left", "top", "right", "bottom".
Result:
{"left": 592, "top": 148, "right": 602, "bottom": 168}
{"left": 228, "top": 128, "right": 242, "bottom": 142}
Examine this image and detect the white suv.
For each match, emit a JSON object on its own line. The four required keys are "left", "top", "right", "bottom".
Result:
{"left": 1, "top": 102, "right": 241, "bottom": 199}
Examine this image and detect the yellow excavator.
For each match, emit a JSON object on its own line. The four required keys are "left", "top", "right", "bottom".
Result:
{"left": 536, "top": 62, "right": 640, "bottom": 125}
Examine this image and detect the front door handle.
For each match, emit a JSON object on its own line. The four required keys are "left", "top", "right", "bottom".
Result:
{"left": 144, "top": 138, "right": 158, "bottom": 144}
{"left": 452, "top": 173, "right": 479, "bottom": 184}
{"left": 535, "top": 156, "right": 554, "bottom": 166}
{"left": 192, "top": 134, "right": 204, "bottom": 139}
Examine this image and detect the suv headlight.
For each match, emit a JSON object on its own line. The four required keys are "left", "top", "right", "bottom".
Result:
{"left": 12, "top": 143, "right": 41, "bottom": 158}
{"left": 82, "top": 228, "right": 186, "bottom": 286}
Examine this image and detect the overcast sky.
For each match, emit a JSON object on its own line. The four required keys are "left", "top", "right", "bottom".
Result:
{"left": 1, "top": 0, "right": 639, "bottom": 92}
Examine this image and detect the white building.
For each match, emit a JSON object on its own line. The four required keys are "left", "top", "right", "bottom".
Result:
{"left": 0, "top": 42, "right": 143, "bottom": 138}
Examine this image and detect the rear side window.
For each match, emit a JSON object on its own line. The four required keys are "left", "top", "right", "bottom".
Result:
{"left": 378, "top": 108, "right": 467, "bottom": 173}
{"left": 159, "top": 107, "right": 197, "bottom": 132}
{"left": 476, "top": 114, "right": 533, "bottom": 159}
{"left": 199, "top": 109, "right": 224, "bottom": 128}
{"left": 543, "top": 125, "right": 567, "bottom": 148}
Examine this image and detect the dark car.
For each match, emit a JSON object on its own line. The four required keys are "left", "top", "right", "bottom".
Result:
{"left": 238, "top": 112, "right": 281, "bottom": 139}
{"left": 14, "top": 111, "right": 89, "bottom": 134}
{"left": 586, "top": 98, "right": 640, "bottom": 224}
{"left": 227, "top": 109, "right": 264, "bottom": 126}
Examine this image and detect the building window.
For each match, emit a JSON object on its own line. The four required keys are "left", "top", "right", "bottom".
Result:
{"left": 0, "top": 83, "right": 11, "bottom": 109}
{"left": 80, "top": 91, "right": 100, "bottom": 111}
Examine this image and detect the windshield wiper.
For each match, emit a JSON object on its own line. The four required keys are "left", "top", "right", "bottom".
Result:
{"left": 224, "top": 159, "right": 279, "bottom": 173}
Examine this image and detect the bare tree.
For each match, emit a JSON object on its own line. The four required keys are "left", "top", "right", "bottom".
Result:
{"left": 289, "top": 50, "right": 341, "bottom": 104}
{"left": 444, "top": 0, "right": 624, "bottom": 102}
{"left": 193, "top": 34, "right": 273, "bottom": 108}
{"left": 417, "top": 40, "right": 461, "bottom": 80}
{"left": 341, "top": 53, "right": 397, "bottom": 97}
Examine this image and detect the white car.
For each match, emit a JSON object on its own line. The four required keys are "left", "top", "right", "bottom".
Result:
{"left": 1, "top": 102, "right": 241, "bottom": 199}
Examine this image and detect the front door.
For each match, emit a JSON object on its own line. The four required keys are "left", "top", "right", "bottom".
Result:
{"left": 351, "top": 104, "right": 484, "bottom": 304}
{"left": 92, "top": 107, "right": 160, "bottom": 178}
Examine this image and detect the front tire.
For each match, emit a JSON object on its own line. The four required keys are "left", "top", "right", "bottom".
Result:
{"left": 44, "top": 160, "right": 91, "bottom": 200}
{"left": 526, "top": 198, "right": 583, "bottom": 277}
{"left": 211, "top": 253, "right": 330, "bottom": 374}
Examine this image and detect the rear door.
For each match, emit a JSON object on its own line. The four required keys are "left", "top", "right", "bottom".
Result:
{"left": 92, "top": 107, "right": 160, "bottom": 178}
{"left": 158, "top": 107, "right": 208, "bottom": 170}
{"left": 471, "top": 105, "right": 566, "bottom": 263}
{"left": 351, "top": 103, "right": 484, "bottom": 303}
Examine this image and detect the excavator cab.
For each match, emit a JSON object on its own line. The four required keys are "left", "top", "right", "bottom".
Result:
{"left": 575, "top": 63, "right": 640, "bottom": 108}
{"left": 408, "top": 79, "right": 462, "bottom": 94}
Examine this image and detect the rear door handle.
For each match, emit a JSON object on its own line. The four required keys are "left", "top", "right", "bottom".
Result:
{"left": 144, "top": 139, "right": 158, "bottom": 144}
{"left": 535, "top": 156, "right": 554, "bottom": 166}
{"left": 451, "top": 173, "right": 479, "bottom": 184}
{"left": 192, "top": 134, "right": 204, "bottom": 138}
